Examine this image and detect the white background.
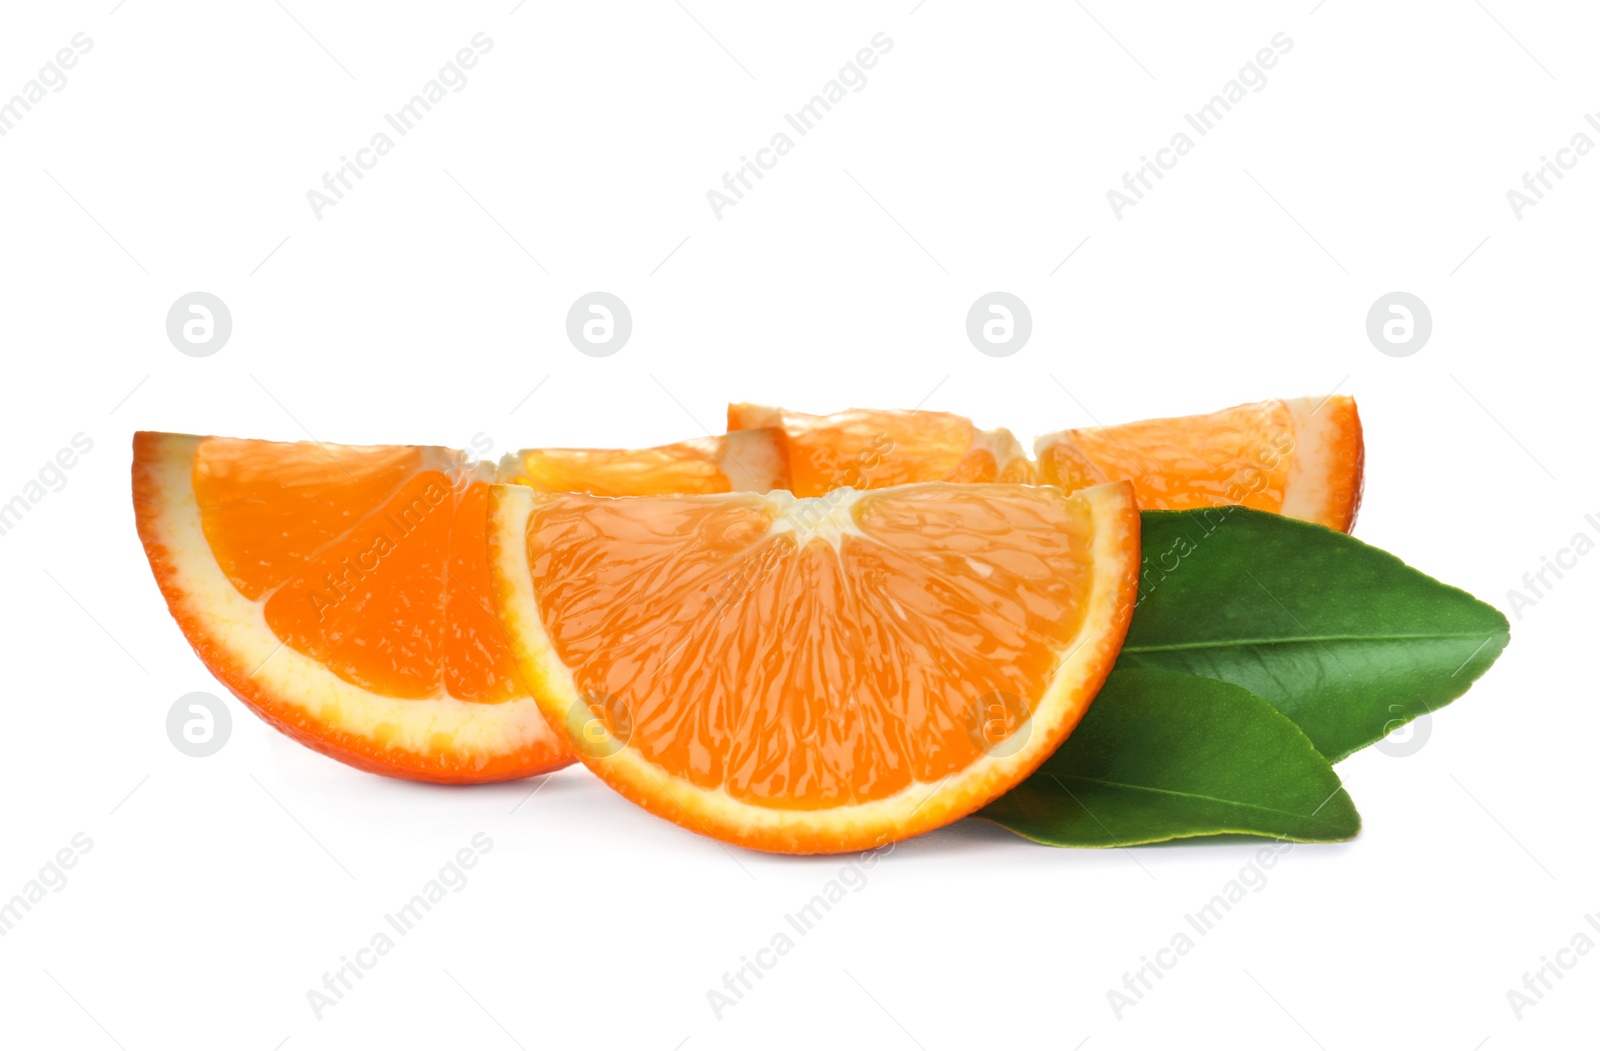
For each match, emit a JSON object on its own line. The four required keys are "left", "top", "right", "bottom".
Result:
{"left": 1, "top": 1, "right": 1596, "bottom": 1048}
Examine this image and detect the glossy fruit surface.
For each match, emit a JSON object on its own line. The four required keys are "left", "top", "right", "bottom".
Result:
{"left": 1035, "top": 395, "right": 1364, "bottom": 531}
{"left": 488, "top": 479, "right": 1140, "bottom": 853}
{"left": 727, "top": 403, "right": 1033, "bottom": 497}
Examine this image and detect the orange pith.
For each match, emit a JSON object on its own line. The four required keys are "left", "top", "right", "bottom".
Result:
{"left": 727, "top": 403, "right": 1033, "bottom": 496}
{"left": 134, "top": 432, "right": 570, "bottom": 783}
{"left": 488, "top": 480, "right": 1140, "bottom": 854}
{"left": 1035, "top": 396, "right": 1364, "bottom": 531}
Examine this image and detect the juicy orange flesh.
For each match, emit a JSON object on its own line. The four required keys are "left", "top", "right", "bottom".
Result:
{"left": 730, "top": 406, "right": 1034, "bottom": 495}
{"left": 192, "top": 438, "right": 519, "bottom": 702}
{"left": 946, "top": 447, "right": 1000, "bottom": 484}
{"left": 777, "top": 409, "right": 976, "bottom": 496}
{"left": 949, "top": 444, "right": 1036, "bottom": 485}
{"left": 505, "top": 442, "right": 734, "bottom": 497}
{"left": 526, "top": 485, "right": 1100, "bottom": 808}
{"left": 1040, "top": 400, "right": 1295, "bottom": 512}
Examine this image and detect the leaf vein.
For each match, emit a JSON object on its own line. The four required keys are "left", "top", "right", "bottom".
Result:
{"left": 1122, "top": 631, "right": 1505, "bottom": 654}
{"left": 1047, "top": 773, "right": 1347, "bottom": 827}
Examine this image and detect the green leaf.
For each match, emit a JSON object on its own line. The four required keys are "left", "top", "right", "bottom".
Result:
{"left": 1116, "top": 507, "right": 1510, "bottom": 762}
{"left": 983, "top": 669, "right": 1359, "bottom": 846}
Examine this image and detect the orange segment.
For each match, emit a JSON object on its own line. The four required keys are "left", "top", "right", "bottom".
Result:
{"left": 133, "top": 432, "right": 570, "bottom": 783}
{"left": 192, "top": 438, "right": 427, "bottom": 601}
{"left": 1035, "top": 396, "right": 1365, "bottom": 532}
{"left": 727, "top": 403, "right": 1033, "bottom": 496}
{"left": 498, "top": 429, "right": 784, "bottom": 496}
{"left": 488, "top": 480, "right": 1139, "bottom": 854}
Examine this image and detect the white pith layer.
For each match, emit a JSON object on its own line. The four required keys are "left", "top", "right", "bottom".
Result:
{"left": 1279, "top": 396, "right": 1351, "bottom": 527}
{"left": 763, "top": 488, "right": 870, "bottom": 550}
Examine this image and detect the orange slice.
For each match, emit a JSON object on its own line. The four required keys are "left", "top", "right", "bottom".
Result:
{"left": 133, "top": 432, "right": 573, "bottom": 784}
{"left": 487, "top": 480, "right": 1140, "bottom": 854}
{"left": 497, "top": 429, "right": 784, "bottom": 496}
{"left": 1034, "top": 396, "right": 1364, "bottom": 531}
{"left": 727, "top": 403, "right": 1033, "bottom": 496}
